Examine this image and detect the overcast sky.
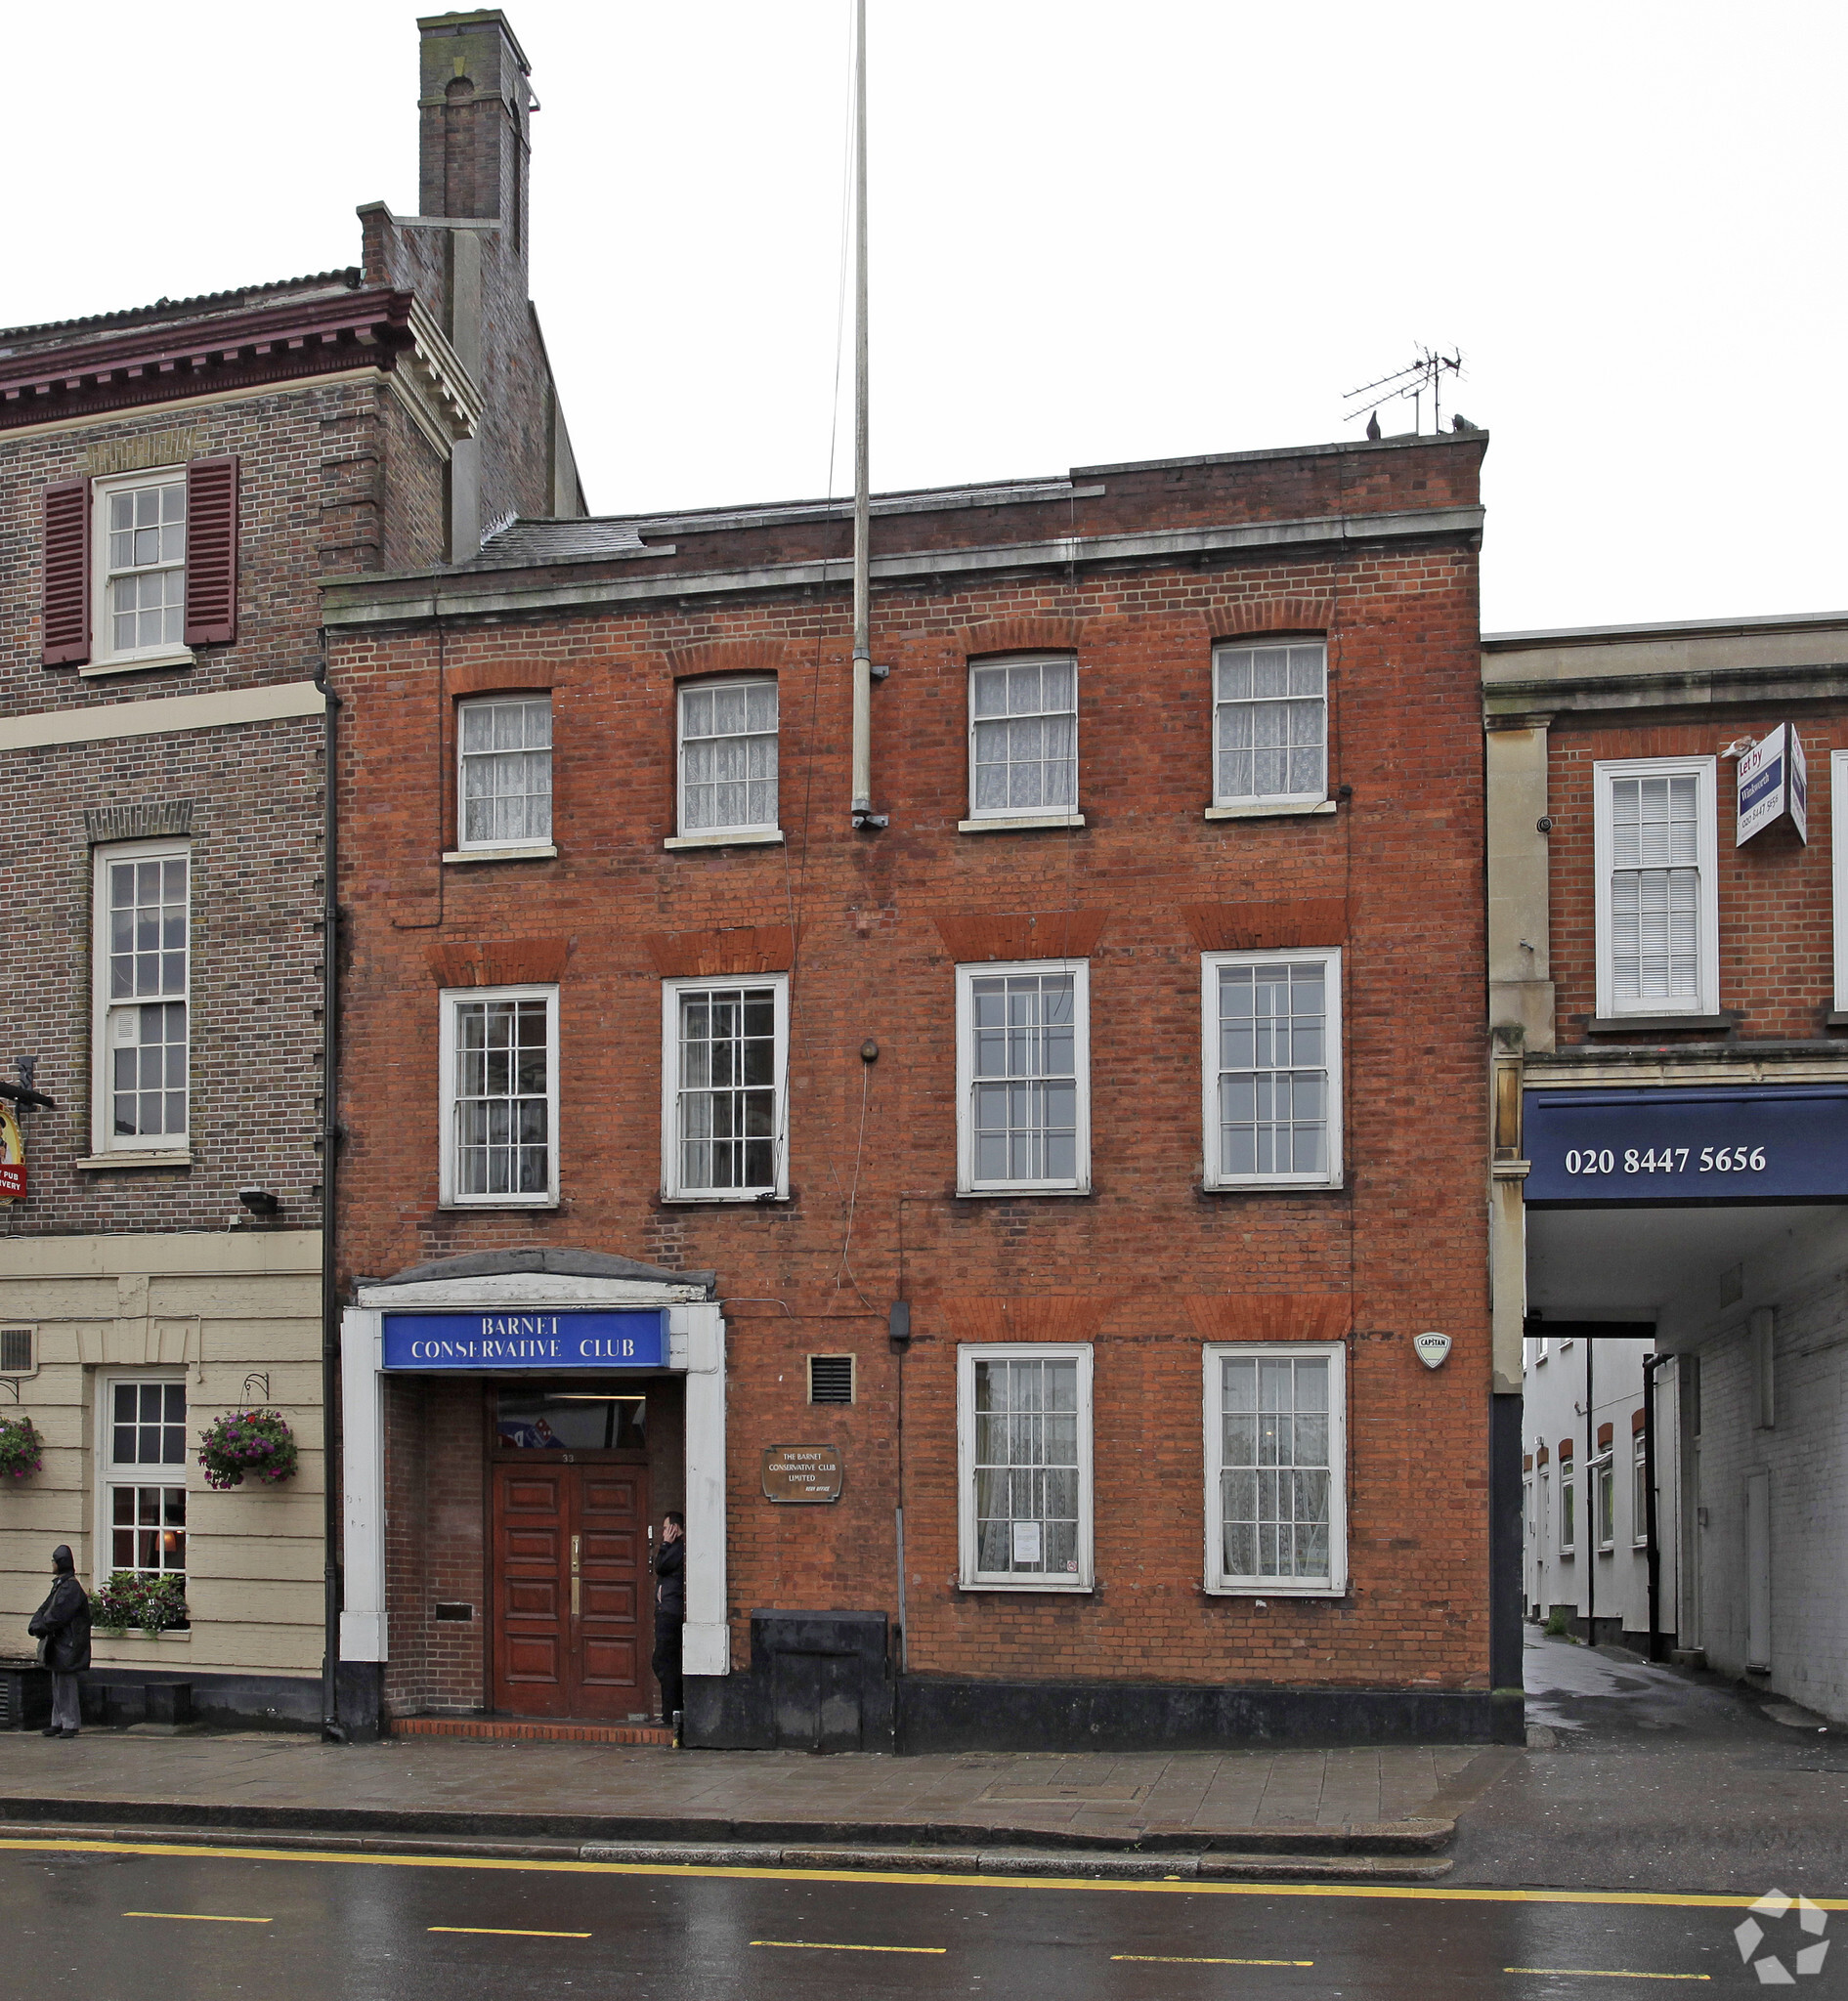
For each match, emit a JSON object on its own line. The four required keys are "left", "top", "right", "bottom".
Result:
{"left": 12, "top": 3, "right": 1845, "bottom": 632}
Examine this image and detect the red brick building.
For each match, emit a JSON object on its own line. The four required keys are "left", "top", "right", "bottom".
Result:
{"left": 325, "top": 430, "right": 1510, "bottom": 1748}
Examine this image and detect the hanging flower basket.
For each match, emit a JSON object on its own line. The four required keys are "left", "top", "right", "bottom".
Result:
{"left": 0, "top": 1414, "right": 42, "bottom": 1482}
{"left": 197, "top": 1408, "right": 298, "bottom": 1490}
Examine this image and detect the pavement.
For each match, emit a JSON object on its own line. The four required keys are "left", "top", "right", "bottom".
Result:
{"left": 3, "top": 1631, "right": 1842, "bottom": 1899}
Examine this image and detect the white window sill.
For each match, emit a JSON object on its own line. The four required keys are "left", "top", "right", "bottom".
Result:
{"left": 1205, "top": 1175, "right": 1345, "bottom": 1193}
{"left": 957, "top": 1183, "right": 1091, "bottom": 1199}
{"left": 437, "top": 1198, "right": 560, "bottom": 1212}
{"left": 442, "top": 844, "right": 558, "bottom": 865}
{"left": 74, "top": 1151, "right": 193, "bottom": 1171}
{"left": 958, "top": 812, "right": 1086, "bottom": 833}
{"left": 1204, "top": 798, "right": 1337, "bottom": 821}
{"left": 661, "top": 1190, "right": 788, "bottom": 1205}
{"left": 94, "top": 1627, "right": 191, "bottom": 1643}
{"left": 663, "top": 829, "right": 785, "bottom": 851}
{"left": 959, "top": 1578, "right": 1094, "bottom": 1594}
{"left": 1203, "top": 1581, "right": 1343, "bottom": 1597}
{"left": 79, "top": 649, "right": 196, "bottom": 679}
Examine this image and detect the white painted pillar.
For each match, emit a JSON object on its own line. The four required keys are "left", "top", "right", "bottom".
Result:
{"left": 339, "top": 1309, "right": 387, "bottom": 1662}
{"left": 676, "top": 1303, "right": 729, "bottom": 1676}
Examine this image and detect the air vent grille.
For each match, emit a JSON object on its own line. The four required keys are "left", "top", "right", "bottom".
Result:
{"left": 0, "top": 1328, "right": 32, "bottom": 1375}
{"left": 807, "top": 1354, "right": 855, "bottom": 1405}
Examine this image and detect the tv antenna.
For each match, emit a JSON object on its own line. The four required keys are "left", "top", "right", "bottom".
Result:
{"left": 1345, "top": 346, "right": 1464, "bottom": 438}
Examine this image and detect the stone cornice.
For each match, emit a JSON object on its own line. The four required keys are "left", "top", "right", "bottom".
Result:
{"left": 0, "top": 288, "right": 476, "bottom": 437}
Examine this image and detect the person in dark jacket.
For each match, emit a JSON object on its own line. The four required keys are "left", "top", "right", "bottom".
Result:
{"left": 652, "top": 1511, "right": 686, "bottom": 1728}
{"left": 27, "top": 1546, "right": 90, "bottom": 1738}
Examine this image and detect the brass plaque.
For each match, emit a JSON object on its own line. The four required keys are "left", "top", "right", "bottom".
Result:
{"left": 761, "top": 1443, "right": 844, "bottom": 1504}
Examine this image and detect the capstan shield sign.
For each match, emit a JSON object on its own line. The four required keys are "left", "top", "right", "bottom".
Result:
{"left": 381, "top": 1309, "right": 667, "bottom": 1369}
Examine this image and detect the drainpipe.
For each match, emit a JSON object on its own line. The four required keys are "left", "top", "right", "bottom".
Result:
{"left": 1643, "top": 1352, "right": 1664, "bottom": 1663}
{"left": 1583, "top": 1337, "right": 1594, "bottom": 1647}
{"left": 316, "top": 652, "right": 346, "bottom": 1744}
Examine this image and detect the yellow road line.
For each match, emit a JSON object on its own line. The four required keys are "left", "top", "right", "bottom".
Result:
{"left": 1113, "top": 1953, "right": 1314, "bottom": 1966}
{"left": 753, "top": 1939, "right": 946, "bottom": 1954}
{"left": 430, "top": 1926, "right": 591, "bottom": 1938}
{"left": 1504, "top": 1973, "right": 1710, "bottom": 1983}
{"left": 123, "top": 1911, "right": 272, "bottom": 1924}
{"left": 8, "top": 1840, "right": 1834, "bottom": 1912}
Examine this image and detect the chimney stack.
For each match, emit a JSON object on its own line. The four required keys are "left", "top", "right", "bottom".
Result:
{"left": 417, "top": 10, "right": 532, "bottom": 237}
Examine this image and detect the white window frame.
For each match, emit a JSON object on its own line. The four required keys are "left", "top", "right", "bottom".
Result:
{"left": 438, "top": 984, "right": 561, "bottom": 1208}
{"left": 1200, "top": 947, "right": 1342, "bottom": 1190}
{"left": 957, "top": 1342, "right": 1094, "bottom": 1592}
{"left": 660, "top": 972, "right": 791, "bottom": 1203}
{"left": 1210, "top": 637, "right": 1329, "bottom": 812}
{"left": 95, "top": 1372, "right": 190, "bottom": 1591}
{"left": 1202, "top": 1341, "right": 1348, "bottom": 1597}
{"left": 1632, "top": 1426, "right": 1650, "bottom": 1549}
{"left": 954, "top": 958, "right": 1091, "bottom": 1196}
{"left": 674, "top": 675, "right": 781, "bottom": 843}
{"left": 91, "top": 466, "right": 193, "bottom": 672}
{"left": 1832, "top": 750, "right": 1848, "bottom": 1010}
{"left": 962, "top": 653, "right": 1083, "bottom": 830}
{"left": 1593, "top": 755, "right": 1719, "bottom": 1018}
{"left": 91, "top": 838, "right": 192, "bottom": 1158}
{"left": 1560, "top": 1462, "right": 1576, "bottom": 1554}
{"left": 454, "top": 694, "right": 554, "bottom": 855}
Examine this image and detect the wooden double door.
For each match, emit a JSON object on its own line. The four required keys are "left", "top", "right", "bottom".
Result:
{"left": 492, "top": 1462, "right": 651, "bottom": 1719}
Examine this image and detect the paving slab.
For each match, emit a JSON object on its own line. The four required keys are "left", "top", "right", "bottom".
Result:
{"left": 0, "top": 1727, "right": 1487, "bottom": 1852}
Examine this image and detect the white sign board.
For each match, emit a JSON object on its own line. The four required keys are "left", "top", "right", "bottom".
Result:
{"left": 1738, "top": 724, "right": 1808, "bottom": 846}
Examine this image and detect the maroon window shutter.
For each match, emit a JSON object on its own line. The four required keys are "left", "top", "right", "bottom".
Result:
{"left": 183, "top": 455, "right": 239, "bottom": 647}
{"left": 41, "top": 479, "right": 91, "bottom": 666}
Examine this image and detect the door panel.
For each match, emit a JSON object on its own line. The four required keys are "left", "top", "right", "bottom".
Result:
{"left": 494, "top": 1466, "right": 570, "bottom": 1713}
{"left": 493, "top": 1461, "right": 650, "bottom": 1719}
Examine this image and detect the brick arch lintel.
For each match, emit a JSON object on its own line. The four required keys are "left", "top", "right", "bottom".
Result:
{"left": 666, "top": 638, "right": 789, "bottom": 679}
{"left": 445, "top": 660, "right": 555, "bottom": 698}
{"left": 1184, "top": 1296, "right": 1353, "bottom": 1342}
{"left": 1199, "top": 597, "right": 1335, "bottom": 642}
{"left": 955, "top": 616, "right": 1089, "bottom": 660}
{"left": 427, "top": 937, "right": 572, "bottom": 988}
{"left": 937, "top": 1297, "right": 1116, "bottom": 1342}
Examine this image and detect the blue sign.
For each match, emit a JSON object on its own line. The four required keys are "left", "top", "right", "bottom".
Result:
{"left": 381, "top": 1309, "right": 667, "bottom": 1370}
{"left": 1525, "top": 1085, "right": 1848, "bottom": 1207}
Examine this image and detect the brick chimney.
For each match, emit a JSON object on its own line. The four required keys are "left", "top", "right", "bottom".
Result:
{"left": 417, "top": 10, "right": 533, "bottom": 241}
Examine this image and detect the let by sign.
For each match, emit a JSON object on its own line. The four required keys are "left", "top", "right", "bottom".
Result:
{"left": 1738, "top": 723, "right": 1808, "bottom": 846}
{"left": 761, "top": 1444, "right": 845, "bottom": 1504}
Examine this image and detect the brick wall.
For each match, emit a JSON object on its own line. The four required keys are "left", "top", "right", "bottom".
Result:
{"left": 331, "top": 438, "right": 1498, "bottom": 1704}
{"left": 1547, "top": 714, "right": 1848, "bottom": 1042}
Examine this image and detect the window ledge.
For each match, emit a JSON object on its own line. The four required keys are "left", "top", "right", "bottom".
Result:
{"left": 78, "top": 650, "right": 195, "bottom": 679}
{"left": 74, "top": 1151, "right": 192, "bottom": 1171}
{"left": 958, "top": 812, "right": 1086, "bottom": 833}
{"left": 94, "top": 1627, "right": 191, "bottom": 1642}
{"left": 958, "top": 1579, "right": 1094, "bottom": 1594}
{"left": 1203, "top": 798, "right": 1336, "bottom": 821}
{"left": 1586, "top": 1013, "right": 1730, "bottom": 1035}
{"left": 1202, "top": 1177, "right": 1345, "bottom": 1194}
{"left": 663, "top": 829, "right": 785, "bottom": 851}
{"left": 660, "top": 1191, "right": 789, "bottom": 1206}
{"left": 1826, "top": 1011, "right": 1848, "bottom": 1027}
{"left": 442, "top": 844, "right": 558, "bottom": 865}
{"left": 956, "top": 1184, "right": 1092, "bottom": 1200}
{"left": 436, "top": 1199, "right": 560, "bottom": 1213}
{"left": 1201, "top": 1582, "right": 1345, "bottom": 1598}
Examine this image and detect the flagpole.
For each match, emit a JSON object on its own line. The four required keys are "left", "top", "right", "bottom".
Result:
{"left": 849, "top": 0, "right": 874, "bottom": 822}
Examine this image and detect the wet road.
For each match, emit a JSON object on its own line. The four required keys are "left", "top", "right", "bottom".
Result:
{"left": 3, "top": 1839, "right": 1829, "bottom": 1999}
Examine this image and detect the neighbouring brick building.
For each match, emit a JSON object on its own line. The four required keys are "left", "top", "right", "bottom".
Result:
{"left": 1486, "top": 612, "right": 1848, "bottom": 1710}
{"left": 324, "top": 427, "right": 1517, "bottom": 1750}
{"left": 0, "top": 9, "right": 580, "bottom": 1731}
